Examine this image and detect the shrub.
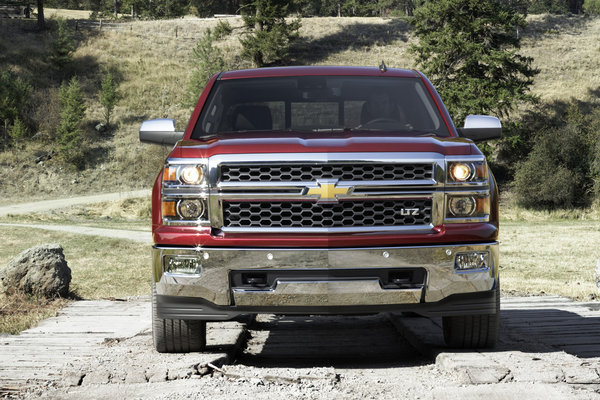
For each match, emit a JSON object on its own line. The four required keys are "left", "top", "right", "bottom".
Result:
{"left": 513, "top": 125, "right": 590, "bottom": 208}
{"left": 213, "top": 20, "right": 232, "bottom": 40}
{"left": 511, "top": 98, "right": 600, "bottom": 210}
{"left": 528, "top": 0, "right": 572, "bottom": 14}
{"left": 584, "top": 0, "right": 600, "bottom": 15}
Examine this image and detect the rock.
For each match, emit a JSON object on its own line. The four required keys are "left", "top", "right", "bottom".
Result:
{"left": 81, "top": 370, "right": 110, "bottom": 385}
{"left": 95, "top": 123, "right": 107, "bottom": 133}
{"left": 34, "top": 152, "right": 52, "bottom": 164}
{"left": 0, "top": 244, "right": 71, "bottom": 298}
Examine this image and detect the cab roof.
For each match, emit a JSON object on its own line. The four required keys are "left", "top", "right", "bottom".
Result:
{"left": 219, "top": 66, "right": 420, "bottom": 80}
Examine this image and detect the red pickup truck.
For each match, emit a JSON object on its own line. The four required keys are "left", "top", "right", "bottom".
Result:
{"left": 140, "top": 66, "right": 501, "bottom": 353}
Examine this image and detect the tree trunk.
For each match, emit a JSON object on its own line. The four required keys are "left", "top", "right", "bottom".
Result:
{"left": 36, "top": 0, "right": 44, "bottom": 30}
{"left": 3, "top": 120, "right": 8, "bottom": 151}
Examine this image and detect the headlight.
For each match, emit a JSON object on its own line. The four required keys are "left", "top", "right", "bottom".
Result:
{"left": 447, "top": 161, "right": 488, "bottom": 183}
{"left": 180, "top": 166, "right": 204, "bottom": 185}
{"left": 163, "top": 164, "right": 206, "bottom": 186}
{"left": 161, "top": 160, "right": 210, "bottom": 225}
{"left": 449, "top": 163, "right": 473, "bottom": 181}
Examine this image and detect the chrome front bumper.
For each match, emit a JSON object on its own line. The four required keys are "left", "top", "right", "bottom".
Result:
{"left": 153, "top": 243, "right": 498, "bottom": 311}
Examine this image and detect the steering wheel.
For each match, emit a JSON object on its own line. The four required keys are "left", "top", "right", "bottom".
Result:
{"left": 362, "top": 118, "right": 399, "bottom": 125}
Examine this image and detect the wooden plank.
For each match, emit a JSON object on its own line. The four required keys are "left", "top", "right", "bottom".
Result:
{"left": 502, "top": 319, "right": 600, "bottom": 328}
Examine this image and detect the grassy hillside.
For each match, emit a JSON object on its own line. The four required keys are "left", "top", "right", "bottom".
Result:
{"left": 1, "top": 14, "right": 600, "bottom": 202}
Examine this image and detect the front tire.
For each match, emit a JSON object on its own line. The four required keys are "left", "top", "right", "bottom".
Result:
{"left": 442, "top": 289, "right": 500, "bottom": 349}
{"left": 152, "top": 287, "right": 206, "bottom": 353}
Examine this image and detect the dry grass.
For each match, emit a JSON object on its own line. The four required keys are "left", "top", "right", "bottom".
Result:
{"left": 0, "top": 292, "right": 69, "bottom": 334}
{"left": 500, "top": 220, "right": 600, "bottom": 301}
{"left": 500, "top": 192, "right": 600, "bottom": 222}
{"left": 521, "top": 15, "right": 600, "bottom": 102}
{"left": 0, "top": 206, "right": 151, "bottom": 334}
{"left": 41, "top": 8, "right": 93, "bottom": 19}
{"left": 0, "top": 226, "right": 151, "bottom": 300}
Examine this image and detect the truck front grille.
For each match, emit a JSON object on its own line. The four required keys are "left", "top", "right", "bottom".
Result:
{"left": 223, "top": 199, "right": 432, "bottom": 228}
{"left": 221, "top": 163, "right": 433, "bottom": 183}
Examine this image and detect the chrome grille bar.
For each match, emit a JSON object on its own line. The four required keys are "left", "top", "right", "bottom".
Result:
{"left": 207, "top": 152, "right": 446, "bottom": 233}
{"left": 221, "top": 163, "right": 433, "bottom": 183}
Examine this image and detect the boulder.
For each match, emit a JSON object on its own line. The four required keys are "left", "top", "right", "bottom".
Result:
{"left": 0, "top": 244, "right": 71, "bottom": 298}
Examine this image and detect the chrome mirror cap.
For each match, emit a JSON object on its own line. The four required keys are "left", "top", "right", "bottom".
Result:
{"left": 139, "top": 119, "right": 184, "bottom": 145}
{"left": 458, "top": 115, "right": 502, "bottom": 142}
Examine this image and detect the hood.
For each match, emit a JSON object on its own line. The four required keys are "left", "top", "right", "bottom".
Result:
{"left": 169, "top": 131, "right": 479, "bottom": 159}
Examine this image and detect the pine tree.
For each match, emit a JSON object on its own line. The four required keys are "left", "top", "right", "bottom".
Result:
{"left": 0, "top": 71, "right": 31, "bottom": 150}
{"left": 99, "top": 71, "right": 121, "bottom": 126}
{"left": 57, "top": 77, "right": 86, "bottom": 167}
{"left": 51, "top": 18, "right": 76, "bottom": 72}
{"left": 186, "top": 28, "right": 227, "bottom": 107}
{"left": 240, "top": 0, "right": 301, "bottom": 67}
{"left": 410, "top": 0, "right": 538, "bottom": 124}
{"left": 9, "top": 118, "right": 28, "bottom": 143}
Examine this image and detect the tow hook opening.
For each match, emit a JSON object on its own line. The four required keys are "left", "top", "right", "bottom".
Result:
{"left": 241, "top": 273, "right": 268, "bottom": 288}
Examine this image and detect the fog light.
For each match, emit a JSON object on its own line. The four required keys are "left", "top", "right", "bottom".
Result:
{"left": 164, "top": 255, "right": 202, "bottom": 275}
{"left": 455, "top": 252, "right": 489, "bottom": 271}
{"left": 177, "top": 199, "right": 205, "bottom": 220}
{"left": 448, "top": 196, "right": 476, "bottom": 216}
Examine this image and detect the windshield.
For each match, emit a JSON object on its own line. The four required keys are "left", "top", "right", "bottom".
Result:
{"left": 192, "top": 76, "right": 450, "bottom": 139}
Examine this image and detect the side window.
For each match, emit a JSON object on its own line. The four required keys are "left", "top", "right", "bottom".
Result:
{"left": 413, "top": 82, "right": 441, "bottom": 131}
{"left": 200, "top": 86, "right": 223, "bottom": 134}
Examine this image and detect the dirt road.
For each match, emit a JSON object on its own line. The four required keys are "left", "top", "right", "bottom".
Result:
{"left": 0, "top": 190, "right": 151, "bottom": 217}
{"left": 1, "top": 296, "right": 597, "bottom": 400}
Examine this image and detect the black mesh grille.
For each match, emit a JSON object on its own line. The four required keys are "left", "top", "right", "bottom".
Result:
{"left": 223, "top": 199, "right": 432, "bottom": 228}
{"left": 220, "top": 163, "right": 433, "bottom": 182}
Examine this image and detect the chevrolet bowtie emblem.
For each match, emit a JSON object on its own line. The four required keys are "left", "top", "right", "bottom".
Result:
{"left": 306, "top": 181, "right": 352, "bottom": 202}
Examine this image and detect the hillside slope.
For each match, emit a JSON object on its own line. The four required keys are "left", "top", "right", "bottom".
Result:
{"left": 1, "top": 14, "right": 599, "bottom": 202}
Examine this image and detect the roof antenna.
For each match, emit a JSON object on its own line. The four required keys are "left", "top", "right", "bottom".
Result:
{"left": 379, "top": 60, "right": 387, "bottom": 72}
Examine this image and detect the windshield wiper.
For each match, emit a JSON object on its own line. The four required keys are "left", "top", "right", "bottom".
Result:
{"left": 310, "top": 127, "right": 354, "bottom": 133}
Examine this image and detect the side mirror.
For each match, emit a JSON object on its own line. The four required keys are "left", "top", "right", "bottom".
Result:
{"left": 458, "top": 115, "right": 502, "bottom": 142}
{"left": 139, "top": 119, "right": 184, "bottom": 145}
